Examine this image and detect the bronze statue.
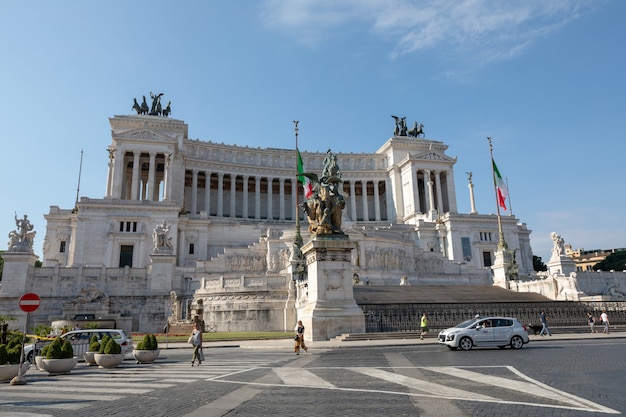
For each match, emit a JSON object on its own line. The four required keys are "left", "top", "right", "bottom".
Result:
{"left": 162, "top": 101, "right": 172, "bottom": 117}
{"left": 407, "top": 121, "right": 424, "bottom": 138}
{"left": 149, "top": 92, "right": 164, "bottom": 115}
{"left": 132, "top": 98, "right": 141, "bottom": 114}
{"left": 391, "top": 115, "right": 407, "bottom": 136}
{"left": 300, "top": 149, "right": 346, "bottom": 237}
{"left": 140, "top": 96, "right": 149, "bottom": 114}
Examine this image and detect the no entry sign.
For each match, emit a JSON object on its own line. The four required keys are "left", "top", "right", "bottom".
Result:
{"left": 18, "top": 293, "right": 41, "bottom": 313}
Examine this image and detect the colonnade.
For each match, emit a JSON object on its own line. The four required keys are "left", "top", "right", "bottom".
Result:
{"left": 183, "top": 170, "right": 391, "bottom": 222}
{"left": 106, "top": 150, "right": 171, "bottom": 202}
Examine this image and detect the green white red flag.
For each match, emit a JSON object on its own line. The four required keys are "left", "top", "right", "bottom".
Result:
{"left": 297, "top": 149, "right": 313, "bottom": 199}
{"left": 492, "top": 158, "right": 508, "bottom": 211}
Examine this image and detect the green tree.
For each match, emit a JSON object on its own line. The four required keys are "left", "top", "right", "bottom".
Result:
{"left": 533, "top": 255, "right": 547, "bottom": 272}
{"left": 593, "top": 250, "right": 626, "bottom": 271}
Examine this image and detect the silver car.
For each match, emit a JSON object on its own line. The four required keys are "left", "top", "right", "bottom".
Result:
{"left": 438, "top": 316, "right": 529, "bottom": 351}
{"left": 25, "top": 329, "right": 133, "bottom": 363}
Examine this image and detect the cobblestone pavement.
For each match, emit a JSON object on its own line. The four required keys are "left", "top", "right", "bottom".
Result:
{"left": 1, "top": 334, "right": 624, "bottom": 417}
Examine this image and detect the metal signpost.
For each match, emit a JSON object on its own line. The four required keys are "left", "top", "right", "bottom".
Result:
{"left": 10, "top": 293, "right": 41, "bottom": 385}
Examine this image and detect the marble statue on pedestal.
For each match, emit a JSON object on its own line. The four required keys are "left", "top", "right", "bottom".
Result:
{"left": 153, "top": 220, "right": 173, "bottom": 253}
{"left": 550, "top": 232, "right": 565, "bottom": 258}
{"left": 7, "top": 213, "right": 35, "bottom": 253}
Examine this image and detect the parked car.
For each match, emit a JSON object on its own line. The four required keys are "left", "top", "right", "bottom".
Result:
{"left": 25, "top": 329, "right": 133, "bottom": 363}
{"left": 438, "top": 316, "right": 529, "bottom": 351}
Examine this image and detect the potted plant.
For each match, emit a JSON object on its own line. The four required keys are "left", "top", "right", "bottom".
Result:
{"left": 83, "top": 335, "right": 100, "bottom": 366}
{"left": 132, "top": 334, "right": 160, "bottom": 364}
{"left": 41, "top": 337, "right": 78, "bottom": 375}
{"left": 93, "top": 335, "right": 125, "bottom": 368}
{"left": 0, "top": 333, "right": 29, "bottom": 382}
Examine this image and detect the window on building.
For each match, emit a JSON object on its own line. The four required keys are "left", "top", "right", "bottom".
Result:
{"left": 119, "top": 221, "right": 138, "bottom": 232}
{"left": 189, "top": 243, "right": 195, "bottom": 255}
{"left": 483, "top": 251, "right": 492, "bottom": 268}
{"left": 59, "top": 241, "right": 66, "bottom": 253}
{"left": 479, "top": 232, "right": 493, "bottom": 242}
{"left": 461, "top": 237, "right": 472, "bottom": 261}
{"left": 119, "top": 245, "right": 133, "bottom": 267}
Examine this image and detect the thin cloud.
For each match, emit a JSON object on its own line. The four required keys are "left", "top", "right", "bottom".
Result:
{"left": 260, "top": 0, "right": 596, "bottom": 66}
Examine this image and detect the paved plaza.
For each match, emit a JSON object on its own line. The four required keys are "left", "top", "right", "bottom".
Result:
{"left": 1, "top": 331, "right": 624, "bottom": 417}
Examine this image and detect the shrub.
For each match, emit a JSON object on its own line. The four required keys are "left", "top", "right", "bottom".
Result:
{"left": 88, "top": 335, "right": 100, "bottom": 352}
{"left": 45, "top": 338, "right": 63, "bottom": 359}
{"left": 136, "top": 334, "right": 158, "bottom": 350}
{"left": 102, "top": 338, "right": 121, "bottom": 354}
{"left": 98, "top": 335, "right": 111, "bottom": 354}
{"left": 0, "top": 345, "right": 8, "bottom": 364}
{"left": 60, "top": 340, "right": 74, "bottom": 359}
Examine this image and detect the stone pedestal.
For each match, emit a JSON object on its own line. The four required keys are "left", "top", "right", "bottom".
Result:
{"left": 547, "top": 255, "right": 576, "bottom": 277}
{"left": 0, "top": 252, "right": 39, "bottom": 295}
{"left": 148, "top": 254, "right": 176, "bottom": 293}
{"left": 299, "top": 238, "right": 365, "bottom": 341}
{"left": 492, "top": 247, "right": 517, "bottom": 290}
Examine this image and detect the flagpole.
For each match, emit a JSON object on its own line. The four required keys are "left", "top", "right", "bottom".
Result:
{"left": 488, "top": 137, "right": 507, "bottom": 250}
{"left": 293, "top": 121, "right": 303, "bottom": 255}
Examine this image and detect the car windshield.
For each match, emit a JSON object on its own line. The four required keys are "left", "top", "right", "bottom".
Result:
{"left": 455, "top": 318, "right": 480, "bottom": 328}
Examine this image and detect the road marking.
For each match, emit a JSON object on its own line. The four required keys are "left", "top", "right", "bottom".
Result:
{"left": 211, "top": 366, "right": 620, "bottom": 414}
{"left": 274, "top": 368, "right": 336, "bottom": 388}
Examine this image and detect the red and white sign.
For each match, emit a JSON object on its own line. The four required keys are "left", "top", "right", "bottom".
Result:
{"left": 18, "top": 293, "right": 41, "bottom": 313}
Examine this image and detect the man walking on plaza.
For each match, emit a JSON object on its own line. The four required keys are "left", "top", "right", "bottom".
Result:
{"left": 539, "top": 310, "right": 551, "bottom": 336}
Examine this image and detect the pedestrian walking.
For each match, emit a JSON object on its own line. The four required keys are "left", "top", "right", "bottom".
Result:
{"left": 294, "top": 320, "right": 308, "bottom": 355}
{"left": 190, "top": 322, "right": 203, "bottom": 366}
{"left": 539, "top": 310, "right": 551, "bottom": 336}
{"left": 420, "top": 313, "right": 428, "bottom": 340}
{"left": 587, "top": 312, "right": 597, "bottom": 333}
{"left": 600, "top": 310, "right": 610, "bottom": 334}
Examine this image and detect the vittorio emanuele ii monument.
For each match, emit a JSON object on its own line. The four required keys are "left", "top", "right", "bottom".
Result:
{"left": 2, "top": 93, "right": 623, "bottom": 339}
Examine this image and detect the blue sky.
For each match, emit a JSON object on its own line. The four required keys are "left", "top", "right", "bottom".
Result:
{"left": 1, "top": 0, "right": 624, "bottom": 263}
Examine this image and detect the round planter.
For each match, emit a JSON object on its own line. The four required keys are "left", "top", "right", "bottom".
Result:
{"left": 93, "top": 353, "right": 125, "bottom": 368}
{"left": 35, "top": 355, "right": 46, "bottom": 371}
{"left": 41, "top": 357, "right": 79, "bottom": 375}
{"left": 0, "top": 363, "right": 30, "bottom": 382}
{"left": 83, "top": 351, "right": 98, "bottom": 366}
{"left": 132, "top": 349, "right": 160, "bottom": 364}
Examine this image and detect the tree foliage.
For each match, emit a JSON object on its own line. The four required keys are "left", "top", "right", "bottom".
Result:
{"left": 593, "top": 250, "right": 626, "bottom": 271}
{"left": 533, "top": 255, "right": 547, "bottom": 272}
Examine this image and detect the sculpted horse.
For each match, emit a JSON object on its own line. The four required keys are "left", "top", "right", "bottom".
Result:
{"left": 408, "top": 122, "right": 424, "bottom": 138}
{"left": 162, "top": 101, "right": 172, "bottom": 117}
{"left": 140, "top": 96, "right": 149, "bottom": 114}
{"left": 132, "top": 98, "right": 142, "bottom": 114}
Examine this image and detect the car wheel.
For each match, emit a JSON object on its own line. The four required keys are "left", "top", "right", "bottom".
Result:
{"left": 459, "top": 337, "right": 473, "bottom": 351}
{"left": 510, "top": 335, "right": 524, "bottom": 349}
{"left": 26, "top": 350, "right": 34, "bottom": 364}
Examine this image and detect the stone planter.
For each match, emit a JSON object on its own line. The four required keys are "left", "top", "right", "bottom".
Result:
{"left": 0, "top": 363, "right": 30, "bottom": 382}
{"left": 41, "top": 357, "right": 79, "bottom": 375}
{"left": 35, "top": 355, "right": 46, "bottom": 371}
{"left": 132, "top": 349, "right": 160, "bottom": 364}
{"left": 83, "top": 351, "right": 98, "bottom": 366}
{"left": 93, "top": 353, "right": 125, "bottom": 368}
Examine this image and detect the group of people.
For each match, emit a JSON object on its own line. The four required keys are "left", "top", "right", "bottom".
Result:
{"left": 587, "top": 310, "right": 611, "bottom": 334}
{"left": 538, "top": 309, "right": 611, "bottom": 336}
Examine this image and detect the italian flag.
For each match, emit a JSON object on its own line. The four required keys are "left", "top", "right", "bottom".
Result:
{"left": 297, "top": 149, "right": 313, "bottom": 199}
{"left": 492, "top": 158, "right": 508, "bottom": 211}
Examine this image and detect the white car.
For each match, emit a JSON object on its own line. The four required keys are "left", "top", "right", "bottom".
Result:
{"left": 25, "top": 329, "right": 133, "bottom": 363}
{"left": 438, "top": 316, "right": 529, "bottom": 351}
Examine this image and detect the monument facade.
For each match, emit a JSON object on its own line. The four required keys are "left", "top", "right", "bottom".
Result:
{"left": 1, "top": 99, "right": 541, "bottom": 335}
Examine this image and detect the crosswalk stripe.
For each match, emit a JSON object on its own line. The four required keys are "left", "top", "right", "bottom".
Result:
{"left": 348, "top": 367, "right": 496, "bottom": 401}
{"left": 274, "top": 368, "right": 336, "bottom": 388}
